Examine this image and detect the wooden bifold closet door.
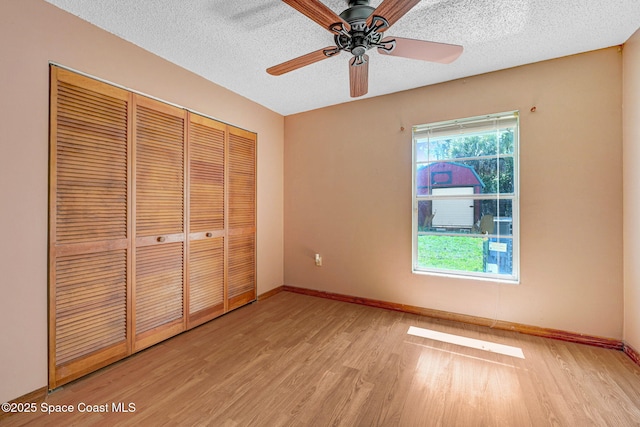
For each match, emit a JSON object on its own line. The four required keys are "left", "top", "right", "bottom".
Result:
{"left": 49, "top": 66, "right": 256, "bottom": 389}
{"left": 227, "top": 127, "right": 257, "bottom": 310}
{"left": 132, "top": 96, "right": 187, "bottom": 351}
{"left": 187, "top": 114, "right": 226, "bottom": 328}
{"left": 49, "top": 68, "right": 132, "bottom": 387}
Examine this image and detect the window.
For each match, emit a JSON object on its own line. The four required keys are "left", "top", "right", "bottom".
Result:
{"left": 412, "top": 111, "right": 519, "bottom": 282}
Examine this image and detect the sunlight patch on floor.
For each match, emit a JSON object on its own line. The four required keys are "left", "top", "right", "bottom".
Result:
{"left": 407, "top": 326, "right": 525, "bottom": 359}
{"left": 406, "top": 341, "right": 523, "bottom": 369}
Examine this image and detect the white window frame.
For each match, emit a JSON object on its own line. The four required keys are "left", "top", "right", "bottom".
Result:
{"left": 412, "top": 111, "right": 520, "bottom": 283}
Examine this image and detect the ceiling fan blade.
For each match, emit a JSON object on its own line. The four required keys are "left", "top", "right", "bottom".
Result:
{"left": 378, "top": 37, "right": 463, "bottom": 64}
{"left": 367, "top": 0, "right": 421, "bottom": 30}
{"left": 349, "top": 55, "right": 369, "bottom": 98}
{"left": 282, "top": 0, "right": 348, "bottom": 32}
{"left": 267, "top": 47, "right": 339, "bottom": 76}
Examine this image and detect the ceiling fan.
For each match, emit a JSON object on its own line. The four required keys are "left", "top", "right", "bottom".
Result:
{"left": 266, "top": 0, "right": 464, "bottom": 98}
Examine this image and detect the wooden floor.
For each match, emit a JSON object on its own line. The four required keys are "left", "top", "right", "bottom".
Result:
{"left": 4, "top": 291, "right": 640, "bottom": 426}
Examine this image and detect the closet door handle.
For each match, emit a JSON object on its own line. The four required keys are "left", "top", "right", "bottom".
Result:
{"left": 206, "top": 232, "right": 213, "bottom": 238}
{"left": 157, "top": 236, "right": 166, "bottom": 242}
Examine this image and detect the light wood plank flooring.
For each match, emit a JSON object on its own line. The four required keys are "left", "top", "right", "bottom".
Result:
{"left": 4, "top": 291, "right": 640, "bottom": 426}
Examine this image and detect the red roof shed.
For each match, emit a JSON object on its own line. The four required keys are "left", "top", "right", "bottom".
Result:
{"left": 416, "top": 161, "right": 484, "bottom": 195}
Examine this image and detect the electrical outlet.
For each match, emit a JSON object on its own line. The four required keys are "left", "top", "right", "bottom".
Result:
{"left": 315, "top": 254, "right": 322, "bottom": 267}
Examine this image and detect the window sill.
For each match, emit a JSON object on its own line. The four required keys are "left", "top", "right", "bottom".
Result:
{"left": 412, "top": 268, "right": 520, "bottom": 285}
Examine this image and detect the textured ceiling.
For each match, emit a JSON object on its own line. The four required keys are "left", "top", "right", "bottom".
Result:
{"left": 45, "top": 0, "right": 640, "bottom": 116}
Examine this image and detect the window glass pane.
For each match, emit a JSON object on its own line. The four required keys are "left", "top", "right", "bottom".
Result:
{"left": 415, "top": 162, "right": 486, "bottom": 196}
{"left": 415, "top": 164, "right": 430, "bottom": 196}
{"left": 453, "top": 158, "right": 514, "bottom": 194}
{"left": 499, "top": 157, "right": 515, "bottom": 193}
{"left": 499, "top": 129, "right": 515, "bottom": 155}
{"left": 416, "top": 234, "right": 485, "bottom": 272}
{"left": 475, "top": 199, "right": 514, "bottom": 236}
{"left": 418, "top": 199, "right": 513, "bottom": 236}
{"left": 415, "top": 139, "right": 431, "bottom": 163}
{"left": 431, "top": 188, "right": 475, "bottom": 230}
{"left": 417, "top": 200, "right": 433, "bottom": 232}
{"left": 485, "top": 236, "right": 514, "bottom": 275}
{"left": 416, "top": 159, "right": 513, "bottom": 196}
{"left": 446, "top": 134, "right": 498, "bottom": 158}
{"left": 416, "top": 129, "right": 515, "bottom": 162}
{"left": 416, "top": 233, "right": 514, "bottom": 275}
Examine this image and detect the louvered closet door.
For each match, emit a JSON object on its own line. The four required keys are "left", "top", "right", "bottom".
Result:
{"left": 227, "top": 126, "right": 257, "bottom": 310}
{"left": 49, "top": 67, "right": 131, "bottom": 389}
{"left": 187, "top": 114, "right": 226, "bottom": 327}
{"left": 133, "top": 96, "right": 186, "bottom": 351}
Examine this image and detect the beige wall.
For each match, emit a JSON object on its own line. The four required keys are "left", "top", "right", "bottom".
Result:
{"left": 284, "top": 48, "right": 624, "bottom": 340}
{"left": 0, "top": 0, "right": 284, "bottom": 403}
{"left": 624, "top": 28, "right": 640, "bottom": 351}
{"left": 0, "top": 0, "right": 634, "bottom": 406}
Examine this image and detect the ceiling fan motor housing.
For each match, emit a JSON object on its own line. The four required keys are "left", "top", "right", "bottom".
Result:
{"left": 340, "top": 0, "right": 375, "bottom": 23}
{"left": 336, "top": 0, "right": 390, "bottom": 59}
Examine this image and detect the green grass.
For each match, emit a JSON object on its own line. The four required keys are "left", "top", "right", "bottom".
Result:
{"left": 417, "top": 235, "right": 484, "bottom": 272}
